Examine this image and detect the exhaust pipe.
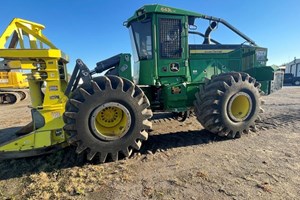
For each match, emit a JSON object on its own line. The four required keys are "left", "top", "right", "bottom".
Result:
{"left": 203, "top": 21, "right": 218, "bottom": 44}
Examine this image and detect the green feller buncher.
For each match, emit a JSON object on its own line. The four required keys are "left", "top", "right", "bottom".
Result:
{"left": 0, "top": 5, "right": 283, "bottom": 162}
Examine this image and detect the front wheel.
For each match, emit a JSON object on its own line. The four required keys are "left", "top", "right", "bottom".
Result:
{"left": 63, "top": 76, "right": 152, "bottom": 162}
{"left": 194, "top": 72, "right": 262, "bottom": 138}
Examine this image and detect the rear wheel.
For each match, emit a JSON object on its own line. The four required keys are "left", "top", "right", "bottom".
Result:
{"left": 63, "top": 75, "right": 152, "bottom": 162}
{"left": 194, "top": 72, "right": 262, "bottom": 138}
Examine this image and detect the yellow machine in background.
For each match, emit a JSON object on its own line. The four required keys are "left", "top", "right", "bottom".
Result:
{"left": 0, "top": 70, "right": 29, "bottom": 104}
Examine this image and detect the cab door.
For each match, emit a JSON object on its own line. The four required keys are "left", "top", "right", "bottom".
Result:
{"left": 156, "top": 15, "right": 188, "bottom": 82}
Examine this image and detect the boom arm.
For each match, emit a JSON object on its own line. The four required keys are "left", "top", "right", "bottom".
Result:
{"left": 65, "top": 54, "right": 132, "bottom": 96}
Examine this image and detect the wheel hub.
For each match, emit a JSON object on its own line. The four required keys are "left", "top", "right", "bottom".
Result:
{"left": 228, "top": 92, "right": 252, "bottom": 122}
{"left": 97, "top": 107, "right": 123, "bottom": 128}
{"left": 90, "top": 102, "right": 131, "bottom": 141}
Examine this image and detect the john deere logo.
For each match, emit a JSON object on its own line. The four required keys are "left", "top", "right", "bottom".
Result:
{"left": 170, "top": 63, "right": 179, "bottom": 72}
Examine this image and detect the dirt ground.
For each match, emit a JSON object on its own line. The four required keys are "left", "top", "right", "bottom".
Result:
{"left": 0, "top": 86, "right": 299, "bottom": 200}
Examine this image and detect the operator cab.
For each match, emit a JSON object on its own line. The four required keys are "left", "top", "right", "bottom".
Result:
{"left": 126, "top": 5, "right": 188, "bottom": 86}
{"left": 125, "top": 4, "right": 264, "bottom": 87}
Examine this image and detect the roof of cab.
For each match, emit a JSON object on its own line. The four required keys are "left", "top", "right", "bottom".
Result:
{"left": 126, "top": 4, "right": 204, "bottom": 26}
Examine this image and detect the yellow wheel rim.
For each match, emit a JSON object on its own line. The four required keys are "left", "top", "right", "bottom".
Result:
{"left": 96, "top": 107, "right": 123, "bottom": 128}
{"left": 228, "top": 92, "right": 252, "bottom": 122}
{"left": 90, "top": 102, "right": 131, "bottom": 141}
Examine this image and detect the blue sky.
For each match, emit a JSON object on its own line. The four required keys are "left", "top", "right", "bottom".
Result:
{"left": 0, "top": 0, "right": 299, "bottom": 72}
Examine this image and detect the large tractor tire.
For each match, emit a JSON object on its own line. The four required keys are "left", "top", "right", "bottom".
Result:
{"left": 194, "top": 72, "right": 262, "bottom": 138}
{"left": 63, "top": 75, "right": 152, "bottom": 162}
